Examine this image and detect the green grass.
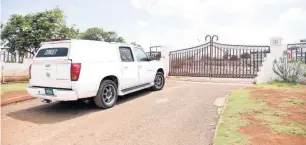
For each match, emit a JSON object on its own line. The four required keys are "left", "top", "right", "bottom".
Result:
{"left": 256, "top": 81, "right": 302, "bottom": 89}
{"left": 256, "top": 112, "right": 306, "bottom": 135}
{"left": 290, "top": 98, "right": 305, "bottom": 105}
{"left": 214, "top": 89, "right": 266, "bottom": 145}
{"left": 1, "top": 83, "right": 29, "bottom": 94}
{"left": 214, "top": 84, "right": 306, "bottom": 145}
{"left": 278, "top": 97, "right": 305, "bottom": 108}
{"left": 270, "top": 122, "right": 306, "bottom": 135}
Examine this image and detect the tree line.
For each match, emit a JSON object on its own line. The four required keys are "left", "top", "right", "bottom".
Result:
{"left": 1, "top": 7, "right": 141, "bottom": 55}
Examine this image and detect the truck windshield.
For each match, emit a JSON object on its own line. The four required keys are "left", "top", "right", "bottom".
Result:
{"left": 36, "top": 48, "right": 68, "bottom": 57}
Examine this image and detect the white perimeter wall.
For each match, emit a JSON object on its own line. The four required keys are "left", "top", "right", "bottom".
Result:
{"left": 160, "top": 47, "right": 170, "bottom": 76}
{"left": 0, "top": 59, "right": 32, "bottom": 76}
{"left": 255, "top": 37, "right": 306, "bottom": 84}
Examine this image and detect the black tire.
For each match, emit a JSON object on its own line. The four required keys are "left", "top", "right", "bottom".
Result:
{"left": 151, "top": 72, "right": 165, "bottom": 91}
{"left": 94, "top": 80, "right": 118, "bottom": 109}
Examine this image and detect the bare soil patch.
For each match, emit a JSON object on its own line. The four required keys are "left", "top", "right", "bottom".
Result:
{"left": 240, "top": 113, "right": 306, "bottom": 145}
{"left": 1, "top": 91, "right": 29, "bottom": 101}
{"left": 239, "top": 86, "right": 306, "bottom": 145}
{"left": 250, "top": 87, "right": 306, "bottom": 124}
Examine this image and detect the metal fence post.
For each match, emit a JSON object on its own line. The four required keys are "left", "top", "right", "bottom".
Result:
{"left": 1, "top": 64, "right": 4, "bottom": 84}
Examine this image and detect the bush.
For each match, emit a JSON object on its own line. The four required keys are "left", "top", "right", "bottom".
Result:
{"left": 272, "top": 55, "right": 306, "bottom": 83}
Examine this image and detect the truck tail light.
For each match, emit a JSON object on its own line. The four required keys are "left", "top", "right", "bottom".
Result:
{"left": 71, "top": 63, "right": 81, "bottom": 81}
{"left": 29, "top": 64, "right": 32, "bottom": 79}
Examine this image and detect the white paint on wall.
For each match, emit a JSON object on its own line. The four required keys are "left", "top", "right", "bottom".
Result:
{"left": 160, "top": 46, "right": 170, "bottom": 76}
{"left": 255, "top": 37, "right": 287, "bottom": 84}
{"left": 0, "top": 59, "right": 32, "bottom": 76}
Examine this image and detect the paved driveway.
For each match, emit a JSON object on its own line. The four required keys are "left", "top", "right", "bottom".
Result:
{"left": 2, "top": 80, "right": 248, "bottom": 145}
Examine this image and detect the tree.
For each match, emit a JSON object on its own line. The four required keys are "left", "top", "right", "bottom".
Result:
{"left": 131, "top": 42, "right": 141, "bottom": 47}
{"left": 1, "top": 14, "right": 30, "bottom": 54}
{"left": 1, "top": 8, "right": 78, "bottom": 55}
{"left": 240, "top": 52, "right": 251, "bottom": 59}
{"left": 79, "top": 27, "right": 103, "bottom": 41}
{"left": 57, "top": 25, "right": 79, "bottom": 39}
{"left": 79, "top": 27, "right": 125, "bottom": 43}
{"left": 102, "top": 31, "right": 124, "bottom": 42}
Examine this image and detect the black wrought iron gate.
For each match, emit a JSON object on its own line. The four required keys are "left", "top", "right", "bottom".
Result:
{"left": 169, "top": 35, "right": 270, "bottom": 78}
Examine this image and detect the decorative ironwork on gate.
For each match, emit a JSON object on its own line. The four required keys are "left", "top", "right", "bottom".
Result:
{"left": 147, "top": 51, "right": 161, "bottom": 60}
{"left": 169, "top": 35, "right": 271, "bottom": 78}
{"left": 287, "top": 43, "right": 306, "bottom": 64}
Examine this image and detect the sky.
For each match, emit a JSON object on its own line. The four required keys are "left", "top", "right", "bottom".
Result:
{"left": 1, "top": 0, "right": 306, "bottom": 52}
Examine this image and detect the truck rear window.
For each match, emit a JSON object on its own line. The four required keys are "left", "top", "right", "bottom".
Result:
{"left": 36, "top": 48, "right": 68, "bottom": 57}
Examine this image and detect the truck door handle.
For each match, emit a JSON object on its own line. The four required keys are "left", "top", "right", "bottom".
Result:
{"left": 138, "top": 65, "right": 142, "bottom": 68}
{"left": 124, "top": 66, "right": 128, "bottom": 70}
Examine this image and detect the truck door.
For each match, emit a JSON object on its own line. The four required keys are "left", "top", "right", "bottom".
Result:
{"left": 119, "top": 47, "right": 139, "bottom": 90}
{"left": 132, "top": 47, "right": 154, "bottom": 85}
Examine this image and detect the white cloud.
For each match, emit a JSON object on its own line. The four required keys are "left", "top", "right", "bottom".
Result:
{"left": 131, "top": 0, "right": 306, "bottom": 49}
{"left": 277, "top": 8, "right": 306, "bottom": 43}
{"left": 131, "top": 0, "right": 142, "bottom": 9}
{"left": 137, "top": 20, "right": 148, "bottom": 28}
{"left": 279, "top": 8, "right": 306, "bottom": 22}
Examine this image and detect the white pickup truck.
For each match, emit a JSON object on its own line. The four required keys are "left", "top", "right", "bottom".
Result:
{"left": 27, "top": 39, "right": 165, "bottom": 109}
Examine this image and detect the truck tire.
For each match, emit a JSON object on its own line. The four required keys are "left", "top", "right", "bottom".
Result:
{"left": 94, "top": 80, "right": 118, "bottom": 109}
{"left": 151, "top": 72, "right": 165, "bottom": 91}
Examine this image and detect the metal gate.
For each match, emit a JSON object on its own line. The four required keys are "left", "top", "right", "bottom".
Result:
{"left": 147, "top": 51, "right": 161, "bottom": 60}
{"left": 287, "top": 43, "right": 306, "bottom": 64}
{"left": 169, "top": 35, "right": 270, "bottom": 78}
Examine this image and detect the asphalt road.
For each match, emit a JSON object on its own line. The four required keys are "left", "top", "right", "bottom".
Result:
{"left": 2, "top": 80, "right": 247, "bottom": 145}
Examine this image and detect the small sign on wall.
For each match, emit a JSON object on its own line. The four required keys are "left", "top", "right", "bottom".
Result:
{"left": 270, "top": 37, "right": 282, "bottom": 46}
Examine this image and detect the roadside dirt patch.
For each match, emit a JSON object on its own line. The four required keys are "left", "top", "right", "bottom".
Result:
{"left": 1, "top": 91, "right": 33, "bottom": 106}
{"left": 239, "top": 86, "right": 306, "bottom": 145}
{"left": 1, "top": 91, "right": 29, "bottom": 101}
{"left": 240, "top": 113, "right": 306, "bottom": 145}
{"left": 250, "top": 87, "right": 306, "bottom": 124}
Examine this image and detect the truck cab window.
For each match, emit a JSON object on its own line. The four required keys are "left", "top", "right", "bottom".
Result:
{"left": 119, "top": 47, "right": 134, "bottom": 62}
{"left": 134, "top": 48, "right": 149, "bottom": 61}
{"left": 36, "top": 48, "right": 68, "bottom": 57}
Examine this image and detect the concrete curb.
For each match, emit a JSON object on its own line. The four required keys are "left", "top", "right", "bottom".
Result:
{"left": 1, "top": 95, "right": 35, "bottom": 106}
{"left": 167, "top": 77, "right": 254, "bottom": 85}
{"left": 211, "top": 85, "right": 250, "bottom": 145}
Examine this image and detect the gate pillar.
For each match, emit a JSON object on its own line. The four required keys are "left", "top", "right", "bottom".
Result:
{"left": 160, "top": 46, "right": 170, "bottom": 77}
{"left": 255, "top": 37, "right": 287, "bottom": 83}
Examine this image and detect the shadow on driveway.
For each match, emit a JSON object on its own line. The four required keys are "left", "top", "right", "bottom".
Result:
{"left": 6, "top": 89, "right": 152, "bottom": 124}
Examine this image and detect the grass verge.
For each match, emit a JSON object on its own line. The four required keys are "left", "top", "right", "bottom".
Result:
{"left": 214, "top": 82, "right": 306, "bottom": 145}
{"left": 256, "top": 81, "right": 302, "bottom": 89}
{"left": 1, "top": 83, "right": 29, "bottom": 94}
{"left": 214, "top": 89, "right": 266, "bottom": 145}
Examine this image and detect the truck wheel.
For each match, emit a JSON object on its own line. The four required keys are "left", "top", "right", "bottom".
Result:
{"left": 94, "top": 80, "right": 118, "bottom": 109}
{"left": 151, "top": 72, "right": 165, "bottom": 91}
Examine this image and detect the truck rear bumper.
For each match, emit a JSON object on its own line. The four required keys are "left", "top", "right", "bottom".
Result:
{"left": 27, "top": 86, "right": 78, "bottom": 101}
